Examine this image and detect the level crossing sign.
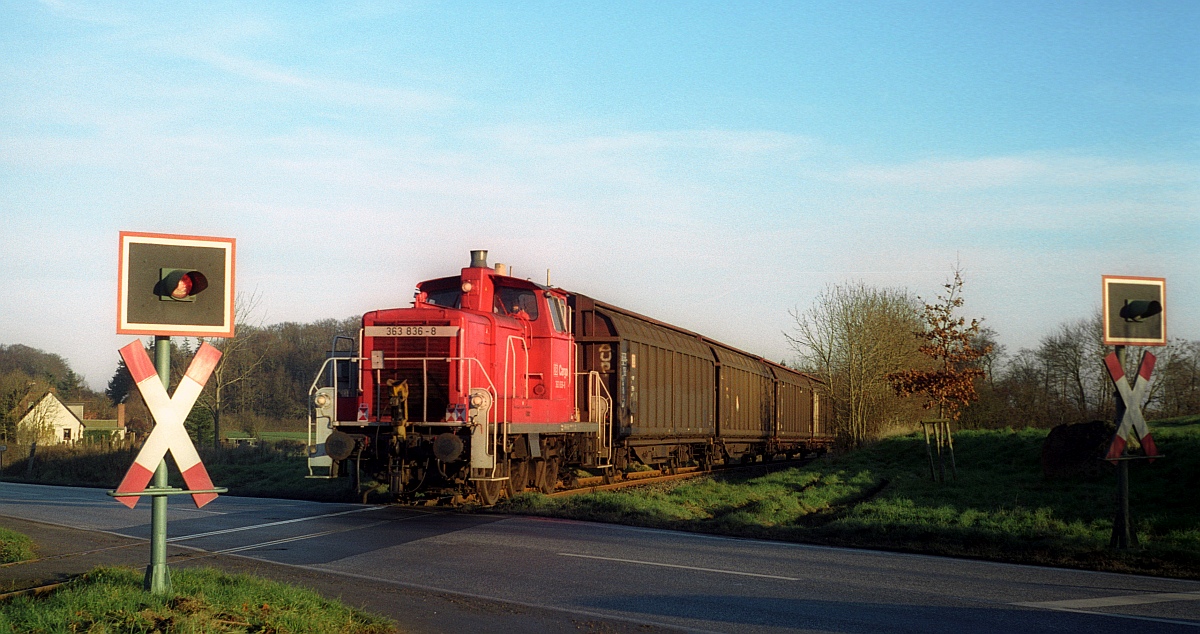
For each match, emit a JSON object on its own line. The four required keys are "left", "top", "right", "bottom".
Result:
{"left": 114, "top": 340, "right": 222, "bottom": 508}
{"left": 1104, "top": 351, "right": 1158, "bottom": 464}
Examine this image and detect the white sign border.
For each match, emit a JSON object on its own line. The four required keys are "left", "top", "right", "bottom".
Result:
{"left": 1102, "top": 275, "right": 1166, "bottom": 347}
{"left": 117, "top": 231, "right": 236, "bottom": 338}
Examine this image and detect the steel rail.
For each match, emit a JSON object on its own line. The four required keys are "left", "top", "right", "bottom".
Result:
{"left": 548, "top": 456, "right": 818, "bottom": 498}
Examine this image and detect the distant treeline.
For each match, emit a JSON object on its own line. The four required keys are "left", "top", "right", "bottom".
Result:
{"left": 960, "top": 316, "right": 1200, "bottom": 429}
{"left": 105, "top": 317, "right": 362, "bottom": 442}
{"left": 788, "top": 277, "right": 1200, "bottom": 447}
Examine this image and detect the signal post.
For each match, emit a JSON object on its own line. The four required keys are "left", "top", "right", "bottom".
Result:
{"left": 112, "top": 232, "right": 235, "bottom": 593}
{"left": 1101, "top": 276, "right": 1166, "bottom": 550}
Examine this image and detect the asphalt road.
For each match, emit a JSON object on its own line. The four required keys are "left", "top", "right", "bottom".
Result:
{"left": 0, "top": 481, "right": 1196, "bottom": 633}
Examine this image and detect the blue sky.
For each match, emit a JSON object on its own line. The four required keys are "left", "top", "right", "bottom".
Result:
{"left": 2, "top": 1, "right": 1197, "bottom": 390}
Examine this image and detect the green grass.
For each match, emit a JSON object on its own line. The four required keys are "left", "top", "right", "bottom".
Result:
{"left": 504, "top": 415, "right": 1200, "bottom": 578}
{"left": 0, "top": 528, "right": 35, "bottom": 564}
{"left": 258, "top": 432, "right": 308, "bottom": 442}
{"left": 0, "top": 566, "right": 396, "bottom": 633}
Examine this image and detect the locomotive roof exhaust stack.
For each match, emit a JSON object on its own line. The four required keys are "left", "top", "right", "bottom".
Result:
{"left": 469, "top": 250, "right": 488, "bottom": 268}
{"left": 495, "top": 263, "right": 509, "bottom": 276}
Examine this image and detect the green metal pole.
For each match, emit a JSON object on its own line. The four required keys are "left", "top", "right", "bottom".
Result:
{"left": 147, "top": 336, "right": 172, "bottom": 594}
{"left": 1110, "top": 345, "right": 1137, "bottom": 550}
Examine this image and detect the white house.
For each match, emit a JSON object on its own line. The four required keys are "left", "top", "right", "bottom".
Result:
{"left": 17, "top": 393, "right": 85, "bottom": 444}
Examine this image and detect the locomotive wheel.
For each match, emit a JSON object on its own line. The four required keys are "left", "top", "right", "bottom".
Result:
{"left": 475, "top": 478, "right": 502, "bottom": 506}
{"left": 535, "top": 456, "right": 559, "bottom": 494}
{"left": 506, "top": 459, "right": 529, "bottom": 497}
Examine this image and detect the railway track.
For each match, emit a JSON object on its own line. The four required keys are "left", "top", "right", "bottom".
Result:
{"left": 550, "top": 455, "right": 818, "bottom": 498}
{"left": 391, "top": 455, "right": 820, "bottom": 506}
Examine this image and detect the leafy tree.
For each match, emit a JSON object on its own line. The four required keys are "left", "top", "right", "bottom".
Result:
{"left": 184, "top": 406, "right": 214, "bottom": 445}
{"left": 889, "top": 269, "right": 992, "bottom": 421}
{"left": 106, "top": 358, "right": 134, "bottom": 406}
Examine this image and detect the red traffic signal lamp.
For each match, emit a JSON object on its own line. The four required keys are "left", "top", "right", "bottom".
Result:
{"left": 155, "top": 269, "right": 209, "bottom": 301}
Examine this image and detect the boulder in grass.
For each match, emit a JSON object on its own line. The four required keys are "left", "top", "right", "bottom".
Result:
{"left": 1041, "top": 420, "right": 1116, "bottom": 479}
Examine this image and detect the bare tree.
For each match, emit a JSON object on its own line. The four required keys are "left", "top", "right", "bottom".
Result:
{"left": 198, "top": 291, "right": 268, "bottom": 448}
{"left": 788, "top": 282, "right": 923, "bottom": 447}
{"left": 15, "top": 392, "right": 58, "bottom": 445}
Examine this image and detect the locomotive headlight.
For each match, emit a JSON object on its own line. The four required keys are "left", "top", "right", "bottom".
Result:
{"left": 314, "top": 393, "right": 330, "bottom": 408}
{"left": 461, "top": 281, "right": 473, "bottom": 293}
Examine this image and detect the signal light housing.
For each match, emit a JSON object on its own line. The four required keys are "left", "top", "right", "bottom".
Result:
{"left": 155, "top": 269, "right": 209, "bottom": 301}
{"left": 1119, "top": 300, "right": 1162, "bottom": 323}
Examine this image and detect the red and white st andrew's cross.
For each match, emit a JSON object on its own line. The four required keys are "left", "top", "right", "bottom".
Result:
{"left": 1104, "top": 351, "right": 1159, "bottom": 464}
{"left": 114, "top": 341, "right": 221, "bottom": 508}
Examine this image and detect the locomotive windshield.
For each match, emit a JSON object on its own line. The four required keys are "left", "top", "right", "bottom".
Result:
{"left": 425, "top": 288, "right": 461, "bottom": 308}
{"left": 494, "top": 286, "right": 539, "bottom": 320}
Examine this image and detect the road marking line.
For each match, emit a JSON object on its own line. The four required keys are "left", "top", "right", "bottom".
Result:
{"left": 214, "top": 519, "right": 394, "bottom": 554}
{"left": 168, "top": 506, "right": 384, "bottom": 543}
{"left": 559, "top": 553, "right": 798, "bottom": 580}
{"left": 216, "top": 529, "right": 343, "bottom": 554}
{"left": 1013, "top": 606, "right": 1200, "bottom": 628}
{"left": 1014, "top": 591, "right": 1200, "bottom": 610}
{"left": 1013, "top": 592, "right": 1200, "bottom": 628}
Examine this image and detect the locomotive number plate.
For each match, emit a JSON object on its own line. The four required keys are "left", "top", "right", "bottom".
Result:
{"left": 365, "top": 326, "right": 460, "bottom": 337}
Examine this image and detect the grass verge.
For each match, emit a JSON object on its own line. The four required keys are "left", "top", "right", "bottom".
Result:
{"left": 0, "top": 528, "right": 35, "bottom": 565}
{"left": 0, "top": 566, "right": 396, "bottom": 633}
{"left": 503, "top": 416, "right": 1200, "bottom": 579}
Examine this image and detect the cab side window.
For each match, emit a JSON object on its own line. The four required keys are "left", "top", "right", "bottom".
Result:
{"left": 494, "top": 287, "right": 539, "bottom": 320}
{"left": 548, "top": 296, "right": 568, "bottom": 332}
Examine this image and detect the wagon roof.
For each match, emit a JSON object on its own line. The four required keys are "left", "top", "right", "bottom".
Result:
{"left": 567, "top": 291, "right": 825, "bottom": 386}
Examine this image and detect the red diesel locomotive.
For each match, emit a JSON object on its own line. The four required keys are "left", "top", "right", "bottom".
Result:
{"left": 307, "top": 251, "right": 832, "bottom": 504}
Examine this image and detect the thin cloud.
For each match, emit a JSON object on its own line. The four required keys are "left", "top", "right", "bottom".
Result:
{"left": 836, "top": 155, "right": 1198, "bottom": 192}
{"left": 188, "top": 49, "right": 454, "bottom": 112}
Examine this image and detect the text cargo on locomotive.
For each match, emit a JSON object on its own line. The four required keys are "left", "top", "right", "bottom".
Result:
{"left": 307, "top": 251, "right": 832, "bottom": 503}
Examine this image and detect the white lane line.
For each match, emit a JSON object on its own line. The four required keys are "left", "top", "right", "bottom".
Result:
{"left": 168, "top": 506, "right": 385, "bottom": 543}
{"left": 214, "top": 520, "right": 390, "bottom": 554}
{"left": 216, "top": 530, "right": 346, "bottom": 554}
{"left": 1012, "top": 591, "right": 1200, "bottom": 628}
{"left": 559, "top": 552, "right": 799, "bottom": 580}
{"left": 1014, "top": 590, "right": 1200, "bottom": 610}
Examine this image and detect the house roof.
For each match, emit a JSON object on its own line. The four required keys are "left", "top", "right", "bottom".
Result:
{"left": 20, "top": 392, "right": 82, "bottom": 425}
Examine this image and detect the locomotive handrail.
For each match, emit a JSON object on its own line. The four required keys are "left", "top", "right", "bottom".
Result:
{"left": 504, "top": 335, "right": 530, "bottom": 401}
{"left": 306, "top": 354, "right": 502, "bottom": 445}
{"left": 578, "top": 370, "right": 614, "bottom": 468}
{"left": 306, "top": 351, "right": 511, "bottom": 484}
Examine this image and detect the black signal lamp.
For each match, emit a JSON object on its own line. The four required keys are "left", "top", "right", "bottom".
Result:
{"left": 1120, "top": 300, "right": 1162, "bottom": 323}
{"left": 155, "top": 269, "right": 209, "bottom": 302}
